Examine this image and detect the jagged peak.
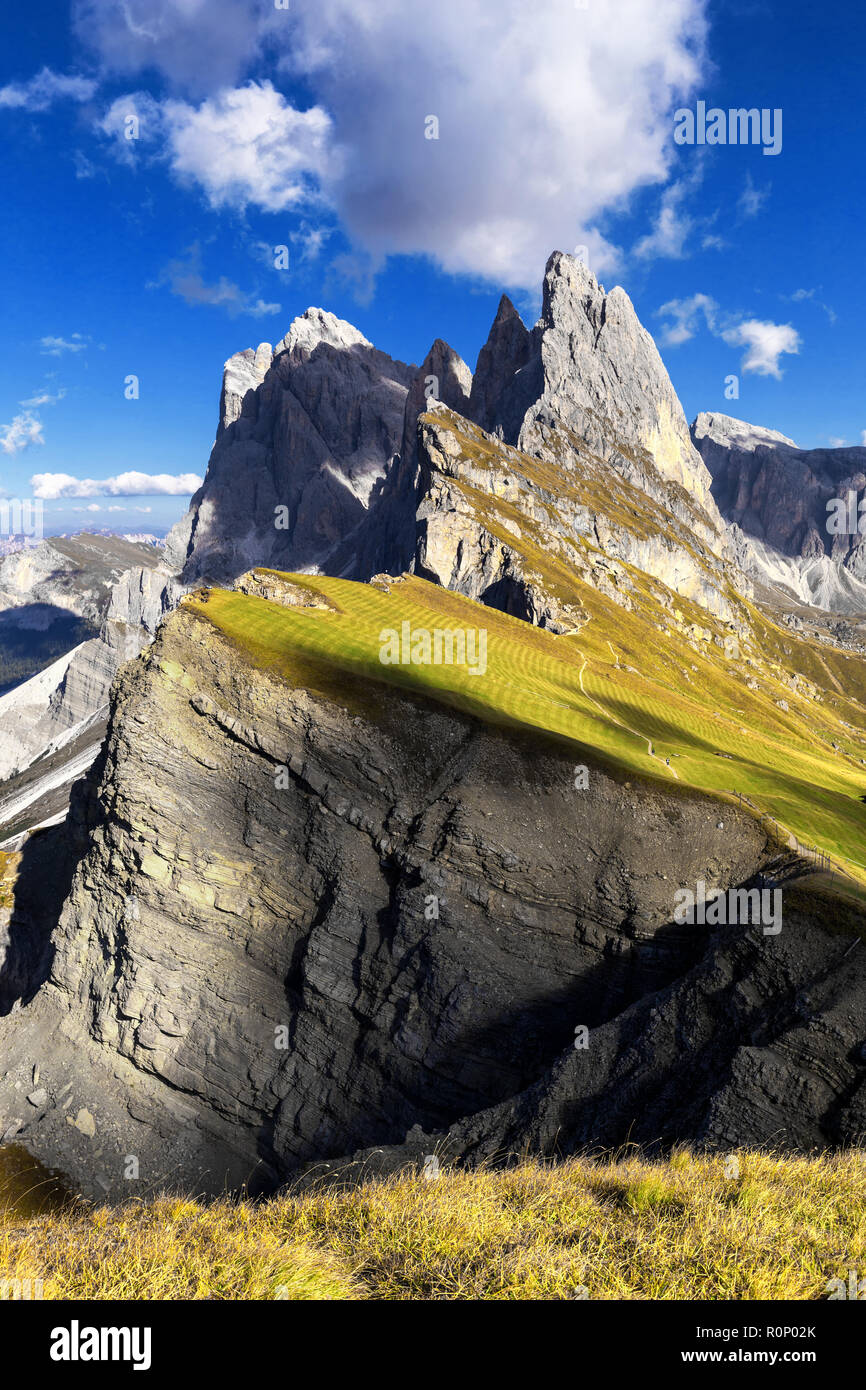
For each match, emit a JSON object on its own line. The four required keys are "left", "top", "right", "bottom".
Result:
{"left": 544, "top": 248, "right": 603, "bottom": 298}
{"left": 692, "top": 411, "right": 798, "bottom": 451}
{"left": 275, "top": 307, "right": 372, "bottom": 357}
{"left": 493, "top": 293, "right": 523, "bottom": 326}
{"left": 420, "top": 338, "right": 473, "bottom": 391}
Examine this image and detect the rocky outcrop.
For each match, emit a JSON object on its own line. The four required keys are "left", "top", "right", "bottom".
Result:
{"left": 0, "top": 534, "right": 163, "bottom": 696}
{"left": 412, "top": 407, "right": 743, "bottom": 627}
{"left": 0, "top": 602, "right": 862, "bottom": 1198}
{"left": 331, "top": 338, "right": 474, "bottom": 580}
{"left": 165, "top": 309, "right": 416, "bottom": 584}
{"left": 693, "top": 411, "right": 866, "bottom": 613}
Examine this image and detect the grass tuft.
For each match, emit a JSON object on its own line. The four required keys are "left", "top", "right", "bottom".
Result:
{"left": 2, "top": 1149, "right": 863, "bottom": 1301}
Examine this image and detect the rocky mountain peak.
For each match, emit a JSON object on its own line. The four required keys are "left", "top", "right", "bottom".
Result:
{"left": 692, "top": 411, "right": 798, "bottom": 452}
{"left": 461, "top": 252, "right": 724, "bottom": 535}
{"left": 401, "top": 337, "right": 472, "bottom": 467}
{"left": 526, "top": 251, "right": 718, "bottom": 510}
{"left": 219, "top": 343, "right": 274, "bottom": 434}
{"left": 275, "top": 307, "right": 373, "bottom": 359}
{"left": 468, "top": 294, "right": 532, "bottom": 434}
{"left": 166, "top": 307, "right": 414, "bottom": 584}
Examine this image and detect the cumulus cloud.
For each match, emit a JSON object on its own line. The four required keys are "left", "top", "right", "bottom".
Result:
{"left": 73, "top": 0, "right": 270, "bottom": 93}
{"left": 1, "top": 412, "right": 44, "bottom": 455}
{"left": 0, "top": 67, "right": 96, "bottom": 111}
{"left": 83, "top": 0, "right": 709, "bottom": 288}
{"left": 656, "top": 292, "right": 718, "bottom": 345}
{"left": 720, "top": 319, "right": 801, "bottom": 378}
{"left": 659, "top": 296, "right": 802, "bottom": 377}
{"left": 30, "top": 471, "right": 202, "bottom": 499}
{"left": 163, "top": 84, "right": 335, "bottom": 212}
{"left": 151, "top": 245, "right": 280, "bottom": 317}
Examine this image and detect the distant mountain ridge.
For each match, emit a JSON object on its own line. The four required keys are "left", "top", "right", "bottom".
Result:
{"left": 692, "top": 411, "right": 866, "bottom": 615}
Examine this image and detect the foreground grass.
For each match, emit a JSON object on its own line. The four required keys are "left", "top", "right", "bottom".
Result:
{"left": 2, "top": 1150, "right": 864, "bottom": 1300}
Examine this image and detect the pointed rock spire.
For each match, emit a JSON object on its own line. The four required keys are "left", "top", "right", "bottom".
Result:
{"left": 468, "top": 295, "right": 532, "bottom": 433}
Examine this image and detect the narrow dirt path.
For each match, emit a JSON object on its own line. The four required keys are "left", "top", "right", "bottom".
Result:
{"left": 576, "top": 652, "right": 680, "bottom": 779}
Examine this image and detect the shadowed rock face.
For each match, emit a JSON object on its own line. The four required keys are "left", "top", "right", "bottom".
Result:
{"left": 332, "top": 338, "right": 474, "bottom": 580}
{"left": 0, "top": 606, "right": 862, "bottom": 1199}
{"left": 693, "top": 412, "right": 866, "bottom": 613}
{"left": 165, "top": 309, "right": 416, "bottom": 586}
{"left": 0, "top": 535, "right": 164, "bottom": 700}
{"left": 468, "top": 295, "right": 532, "bottom": 434}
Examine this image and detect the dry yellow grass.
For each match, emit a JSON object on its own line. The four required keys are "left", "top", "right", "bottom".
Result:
{"left": 2, "top": 1149, "right": 863, "bottom": 1301}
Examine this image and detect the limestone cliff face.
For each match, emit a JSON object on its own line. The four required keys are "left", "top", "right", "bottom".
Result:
{"left": 1, "top": 603, "right": 862, "bottom": 1198}
{"left": 470, "top": 255, "right": 727, "bottom": 550}
{"left": 693, "top": 411, "right": 866, "bottom": 613}
{"left": 333, "top": 338, "right": 475, "bottom": 581}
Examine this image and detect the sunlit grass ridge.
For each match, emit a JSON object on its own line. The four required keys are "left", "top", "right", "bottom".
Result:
{"left": 187, "top": 567, "right": 866, "bottom": 887}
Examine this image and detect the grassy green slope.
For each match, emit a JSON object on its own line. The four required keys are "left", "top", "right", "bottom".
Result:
{"left": 187, "top": 568, "right": 866, "bottom": 887}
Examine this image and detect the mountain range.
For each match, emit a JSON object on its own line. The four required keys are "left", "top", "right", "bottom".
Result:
{"left": 1, "top": 252, "right": 864, "bottom": 1200}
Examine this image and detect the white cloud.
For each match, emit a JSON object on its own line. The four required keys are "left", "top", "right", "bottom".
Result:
{"left": 30, "top": 471, "right": 203, "bottom": 499}
{"left": 0, "top": 67, "right": 96, "bottom": 112}
{"left": 98, "top": 91, "right": 166, "bottom": 164}
{"left": 163, "top": 84, "right": 335, "bottom": 213}
{"left": 74, "top": 0, "right": 269, "bottom": 92}
{"left": 40, "top": 335, "right": 89, "bottom": 356}
{"left": 738, "top": 172, "right": 769, "bottom": 219}
{"left": 657, "top": 293, "right": 717, "bottom": 345}
{"left": 291, "top": 223, "right": 333, "bottom": 262}
{"left": 84, "top": 0, "right": 709, "bottom": 289}
{"left": 19, "top": 389, "right": 66, "bottom": 408}
{"left": 0, "top": 412, "right": 44, "bottom": 455}
{"left": 720, "top": 319, "right": 801, "bottom": 378}
{"left": 861, "top": 430, "right": 866, "bottom": 447}
{"left": 86, "top": 502, "right": 102, "bottom": 511}
{"left": 785, "top": 287, "right": 836, "bottom": 325}
{"left": 634, "top": 180, "right": 697, "bottom": 261}
{"left": 151, "top": 245, "right": 281, "bottom": 317}
{"left": 658, "top": 295, "right": 802, "bottom": 378}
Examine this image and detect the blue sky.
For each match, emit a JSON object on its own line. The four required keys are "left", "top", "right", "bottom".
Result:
{"left": 0, "top": 0, "right": 863, "bottom": 538}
